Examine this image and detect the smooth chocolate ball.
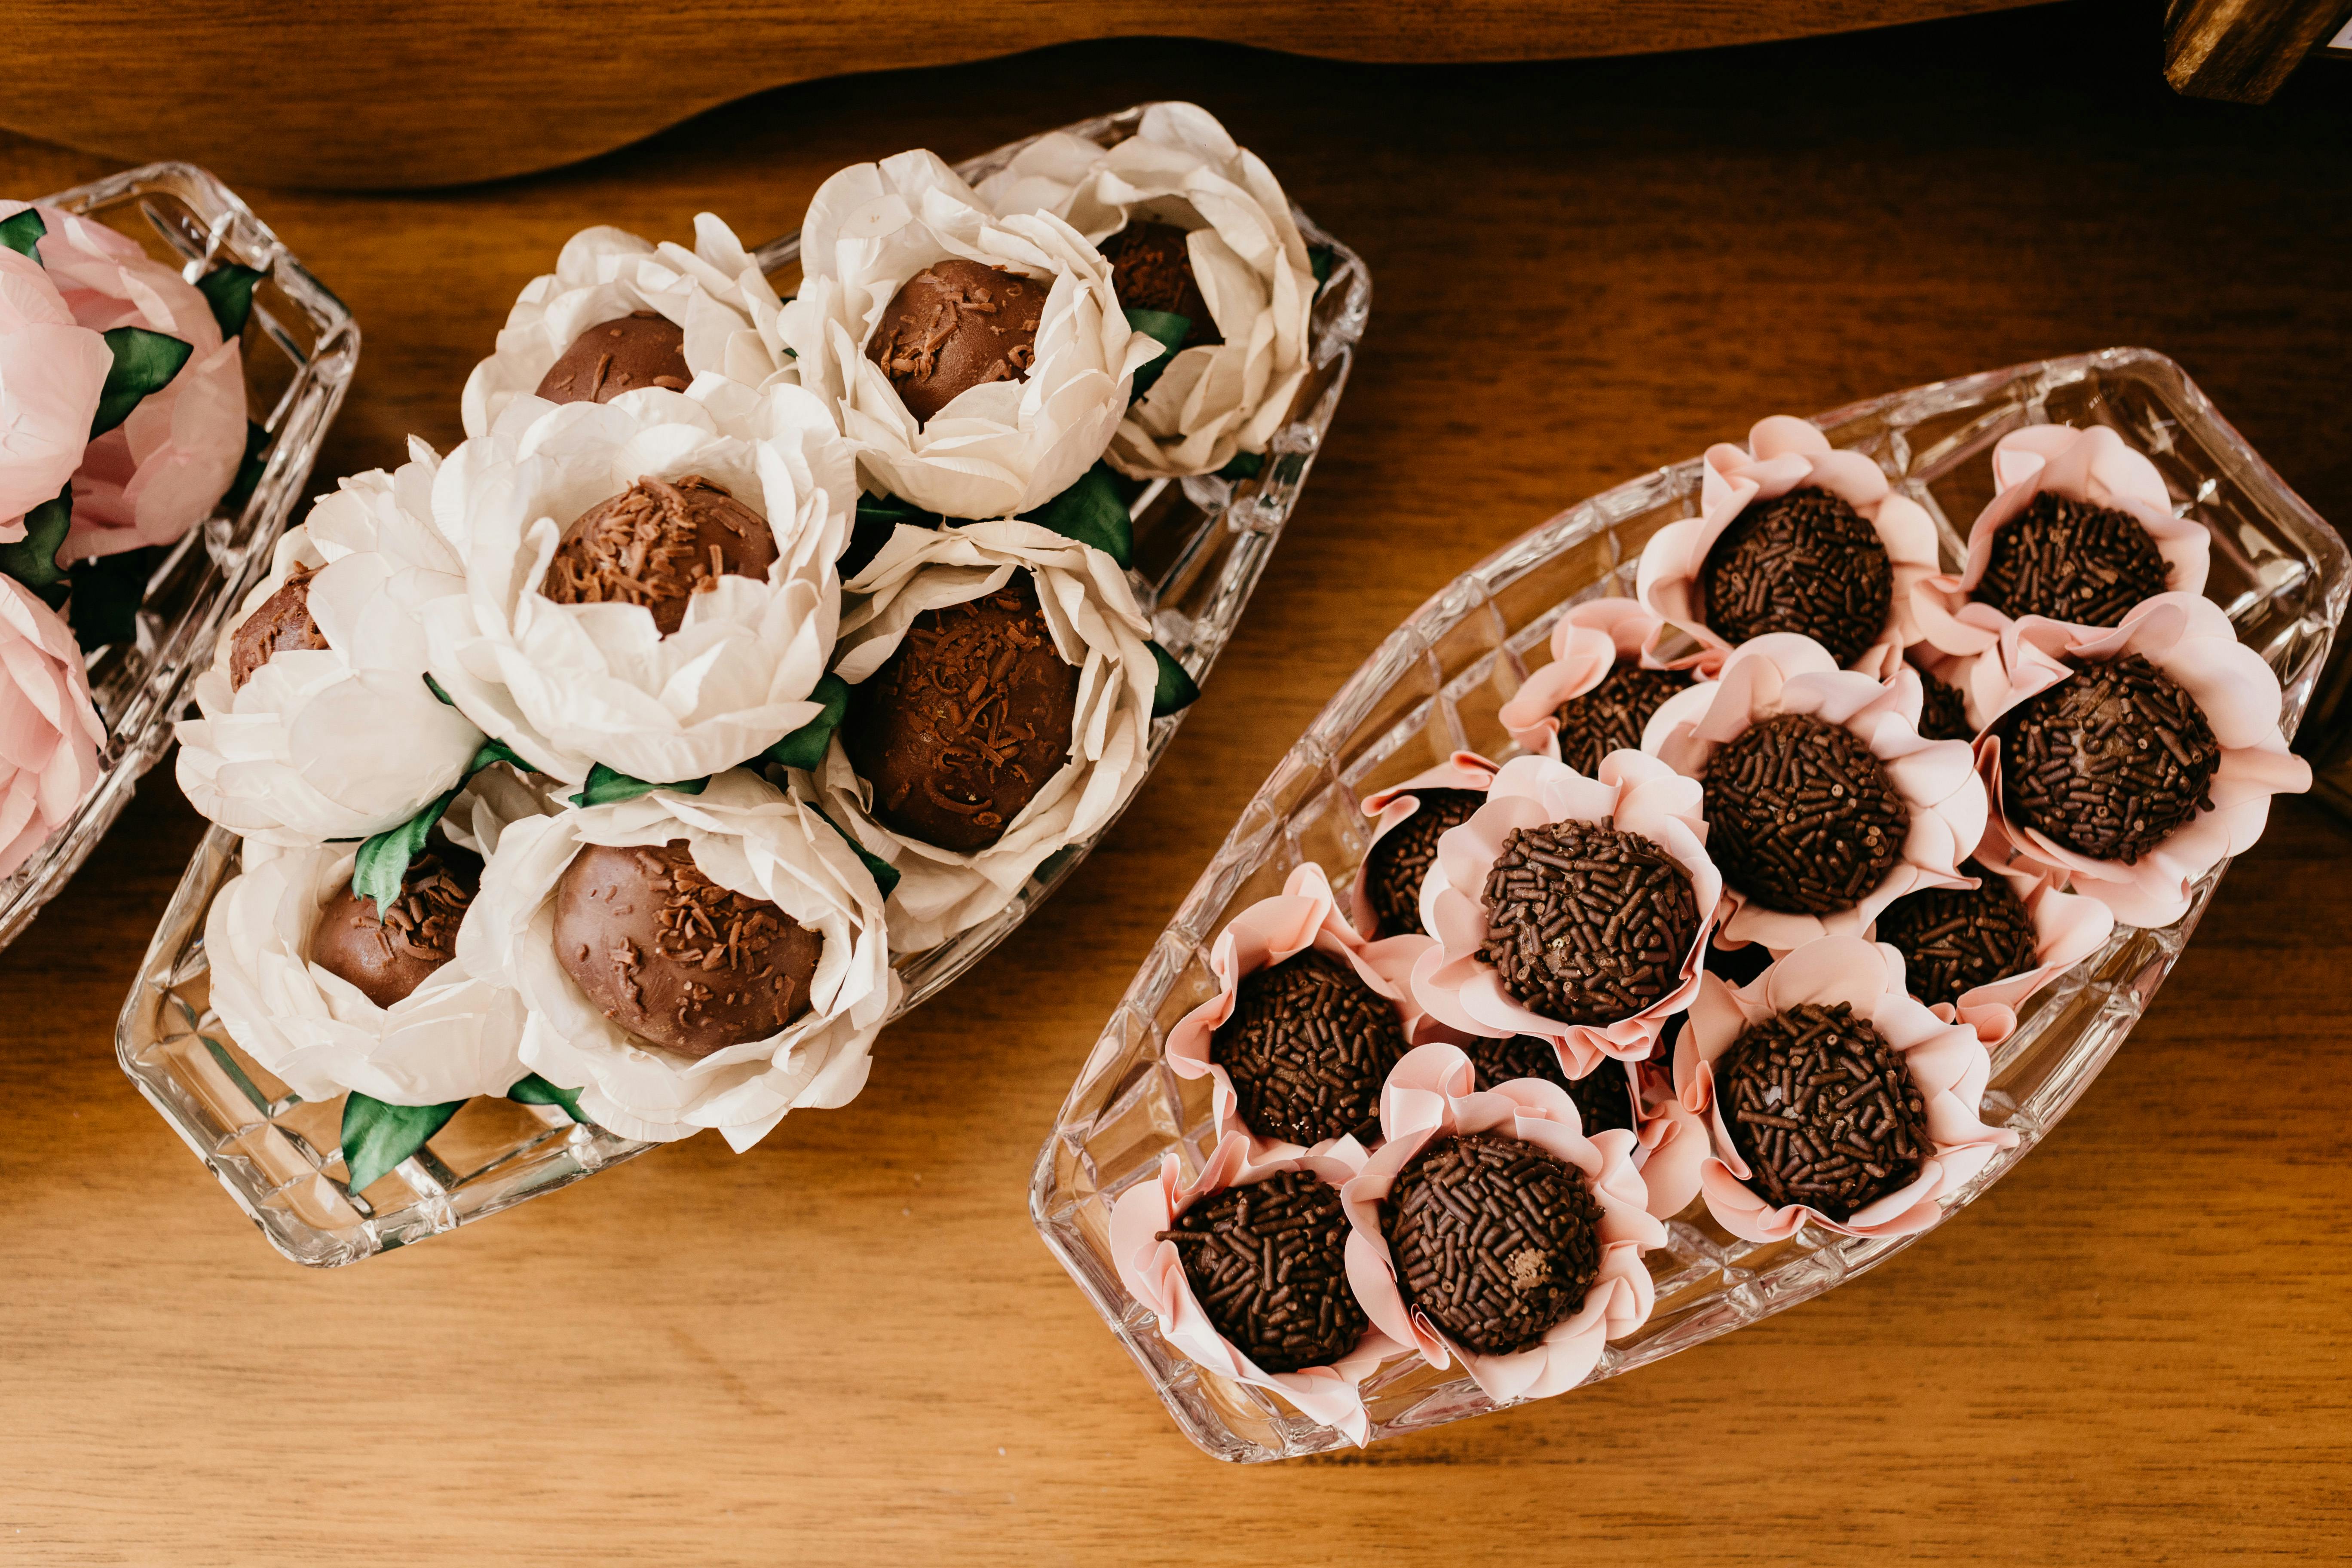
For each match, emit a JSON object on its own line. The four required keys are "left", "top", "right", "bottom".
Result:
{"left": 230, "top": 569, "right": 330, "bottom": 690}
{"left": 1100, "top": 221, "right": 1221, "bottom": 348}
{"left": 310, "top": 848, "right": 479, "bottom": 1008}
{"left": 840, "top": 576, "right": 1078, "bottom": 854}
{"left": 533, "top": 312, "right": 691, "bottom": 406}
{"left": 541, "top": 474, "right": 777, "bottom": 636}
{"left": 864, "top": 259, "right": 1042, "bottom": 424}
{"left": 551, "top": 839, "right": 821, "bottom": 1058}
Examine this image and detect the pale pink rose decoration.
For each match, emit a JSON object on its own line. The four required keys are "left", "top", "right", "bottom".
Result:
{"left": 1644, "top": 632, "right": 1988, "bottom": 953}
{"left": 1897, "top": 854, "right": 2113, "bottom": 1046}
{"left": 1495, "top": 598, "right": 1718, "bottom": 760}
{"left": 1967, "top": 592, "right": 2309, "bottom": 929}
{"left": 1165, "top": 861, "right": 1430, "bottom": 1173}
{"left": 1340, "top": 1041, "right": 1665, "bottom": 1402}
{"left": 1635, "top": 415, "right": 1939, "bottom": 678}
{"left": 0, "top": 577, "right": 106, "bottom": 879}
{"left": 1348, "top": 750, "right": 1497, "bottom": 941}
{"left": 0, "top": 248, "right": 112, "bottom": 543}
{"left": 1675, "top": 934, "right": 2017, "bottom": 1243}
{"left": 1407, "top": 750, "right": 1721, "bottom": 1074}
{"left": 1913, "top": 423, "right": 2210, "bottom": 658}
{"left": 1109, "top": 1131, "right": 1403, "bottom": 1446}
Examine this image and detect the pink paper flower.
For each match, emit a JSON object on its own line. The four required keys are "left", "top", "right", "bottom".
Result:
{"left": 1407, "top": 750, "right": 1721, "bottom": 1073}
{"left": 1913, "top": 423, "right": 2210, "bottom": 658}
{"left": 0, "top": 248, "right": 111, "bottom": 544}
{"left": 1494, "top": 598, "right": 1719, "bottom": 760}
{"left": 1675, "top": 934, "right": 2017, "bottom": 1243}
{"left": 0, "top": 577, "right": 106, "bottom": 879}
{"left": 1888, "top": 851, "right": 2113, "bottom": 1046}
{"left": 1967, "top": 592, "right": 2309, "bottom": 928}
{"left": 1644, "top": 632, "right": 1988, "bottom": 953}
{"left": 1636, "top": 415, "right": 1939, "bottom": 678}
{"left": 1340, "top": 1042, "right": 1665, "bottom": 1402}
{"left": 1348, "top": 750, "right": 1498, "bottom": 940}
{"left": 1109, "top": 1131, "right": 1403, "bottom": 1446}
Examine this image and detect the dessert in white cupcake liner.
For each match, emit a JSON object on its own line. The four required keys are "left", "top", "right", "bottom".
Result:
{"left": 1348, "top": 750, "right": 1498, "bottom": 941}
{"left": 0, "top": 245, "right": 110, "bottom": 542}
{"left": 0, "top": 578, "right": 105, "bottom": 879}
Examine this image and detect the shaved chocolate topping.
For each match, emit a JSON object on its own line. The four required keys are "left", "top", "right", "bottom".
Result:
{"left": 1478, "top": 821, "right": 1700, "bottom": 1025}
{"left": 311, "top": 848, "right": 479, "bottom": 1008}
{"left": 230, "top": 568, "right": 330, "bottom": 690}
{"left": 866, "top": 259, "right": 1042, "bottom": 425}
{"left": 541, "top": 473, "right": 777, "bottom": 637}
{"left": 1211, "top": 948, "right": 1408, "bottom": 1147}
{"left": 1700, "top": 485, "right": 1893, "bottom": 667}
{"left": 1100, "top": 221, "right": 1221, "bottom": 348}
{"left": 1874, "top": 861, "right": 2040, "bottom": 1009}
{"left": 1552, "top": 664, "right": 1690, "bottom": 776}
{"left": 1157, "top": 1170, "right": 1367, "bottom": 1373}
{"left": 1976, "top": 492, "right": 2171, "bottom": 628}
{"left": 1363, "top": 786, "right": 1486, "bottom": 938}
{"left": 534, "top": 312, "right": 691, "bottom": 406}
{"left": 1718, "top": 1001, "right": 1931, "bottom": 1221}
{"left": 1703, "top": 713, "right": 1907, "bottom": 916}
{"left": 1999, "top": 652, "right": 2218, "bottom": 865}
{"left": 1462, "top": 1036, "right": 1638, "bottom": 1139}
{"left": 1385, "top": 1132, "right": 1603, "bottom": 1356}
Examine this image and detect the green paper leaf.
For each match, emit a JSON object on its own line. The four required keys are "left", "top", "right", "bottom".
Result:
{"left": 0, "top": 485, "right": 70, "bottom": 604}
{"left": 764, "top": 673, "right": 849, "bottom": 771}
{"left": 568, "top": 763, "right": 710, "bottom": 808}
{"left": 0, "top": 208, "right": 46, "bottom": 261}
{"left": 92, "top": 327, "right": 192, "bottom": 438}
{"left": 65, "top": 546, "right": 159, "bottom": 651}
{"left": 467, "top": 738, "right": 528, "bottom": 775}
{"left": 507, "top": 1073, "right": 589, "bottom": 1124}
{"left": 352, "top": 786, "right": 459, "bottom": 915}
{"left": 1309, "top": 245, "right": 1335, "bottom": 288}
{"left": 340, "top": 1091, "right": 464, "bottom": 1193}
{"left": 196, "top": 263, "right": 264, "bottom": 340}
{"left": 1021, "top": 462, "right": 1133, "bottom": 568}
{"left": 1123, "top": 306, "right": 1189, "bottom": 401}
{"left": 1217, "top": 450, "right": 1265, "bottom": 482}
{"left": 1033, "top": 842, "right": 1084, "bottom": 886}
{"left": 424, "top": 673, "right": 455, "bottom": 706}
{"left": 221, "top": 421, "right": 271, "bottom": 513}
{"left": 815, "top": 808, "right": 900, "bottom": 900}
{"left": 1149, "top": 642, "right": 1200, "bottom": 717}
{"left": 844, "top": 491, "right": 941, "bottom": 578}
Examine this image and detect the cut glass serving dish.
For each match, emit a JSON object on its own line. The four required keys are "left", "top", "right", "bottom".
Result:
{"left": 116, "top": 107, "right": 1372, "bottom": 1267}
{"left": 1031, "top": 347, "right": 2346, "bottom": 1462}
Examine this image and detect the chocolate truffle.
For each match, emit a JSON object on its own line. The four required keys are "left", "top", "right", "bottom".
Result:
{"left": 310, "top": 848, "right": 478, "bottom": 1008}
{"left": 533, "top": 312, "right": 691, "bottom": 406}
{"left": 1211, "top": 948, "right": 1408, "bottom": 1146}
{"left": 1704, "top": 713, "right": 1907, "bottom": 915}
{"left": 1478, "top": 821, "right": 1700, "bottom": 1024}
{"left": 1699, "top": 486, "right": 1893, "bottom": 667}
{"left": 865, "top": 259, "right": 1042, "bottom": 424}
{"left": 541, "top": 474, "right": 777, "bottom": 637}
{"left": 840, "top": 576, "right": 1078, "bottom": 853}
{"left": 1874, "top": 862, "right": 2039, "bottom": 1009}
{"left": 1463, "top": 1036, "right": 1637, "bottom": 1138}
{"left": 1999, "top": 652, "right": 2218, "bottom": 865}
{"left": 1552, "top": 664, "right": 1690, "bottom": 776}
{"left": 551, "top": 839, "right": 821, "bottom": 1057}
{"left": 1100, "top": 221, "right": 1220, "bottom": 348}
{"left": 1976, "top": 491, "right": 2171, "bottom": 628}
{"left": 229, "top": 568, "right": 330, "bottom": 690}
{"left": 1385, "top": 1132, "right": 1603, "bottom": 1355}
{"left": 1361, "top": 786, "right": 1486, "bottom": 938}
{"left": 1914, "top": 662, "right": 1974, "bottom": 744}
{"left": 1718, "top": 1001, "right": 1931, "bottom": 1221}
{"left": 1156, "top": 1170, "right": 1368, "bottom": 1373}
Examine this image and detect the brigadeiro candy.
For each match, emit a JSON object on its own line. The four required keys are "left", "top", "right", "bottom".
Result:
{"left": 1457, "top": 1035, "right": 1638, "bottom": 1139}
{"left": 1870, "top": 853, "right": 2111, "bottom": 1043}
{"left": 1351, "top": 752, "right": 1498, "bottom": 940}
{"left": 1912, "top": 658, "right": 1975, "bottom": 744}
{"left": 1496, "top": 599, "right": 1704, "bottom": 773}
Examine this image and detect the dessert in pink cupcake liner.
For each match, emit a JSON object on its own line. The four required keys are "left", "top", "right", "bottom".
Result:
{"left": 0, "top": 578, "right": 105, "bottom": 880}
{"left": 1349, "top": 750, "right": 1497, "bottom": 941}
{"left": 0, "top": 247, "right": 110, "bottom": 543}
{"left": 1675, "top": 934, "right": 2017, "bottom": 1243}
{"left": 1339, "top": 1041, "right": 1664, "bottom": 1403}
{"left": 1870, "top": 848, "right": 2113, "bottom": 1047}
{"left": 1407, "top": 750, "right": 1721, "bottom": 1074}
{"left": 1635, "top": 415, "right": 1939, "bottom": 679}
{"left": 1913, "top": 423, "right": 2211, "bottom": 659}
{"left": 1494, "top": 599, "right": 1717, "bottom": 765}
{"left": 1109, "top": 1131, "right": 1403, "bottom": 1446}
{"left": 1966, "top": 592, "right": 2309, "bottom": 929}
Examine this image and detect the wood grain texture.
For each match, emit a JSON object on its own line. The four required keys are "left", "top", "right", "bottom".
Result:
{"left": 2165, "top": 0, "right": 2351, "bottom": 99}
{"left": 3, "top": 7, "right": 2350, "bottom": 1562}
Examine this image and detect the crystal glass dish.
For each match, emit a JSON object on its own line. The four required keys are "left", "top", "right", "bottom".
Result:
{"left": 1031, "top": 348, "right": 2347, "bottom": 1462}
{"left": 0, "top": 163, "right": 358, "bottom": 956}
{"left": 116, "top": 107, "right": 1372, "bottom": 1267}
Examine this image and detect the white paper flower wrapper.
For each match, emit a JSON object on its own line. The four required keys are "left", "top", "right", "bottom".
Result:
{"left": 0, "top": 576, "right": 105, "bottom": 878}
{"left": 813, "top": 518, "right": 1157, "bottom": 949}
{"left": 978, "top": 102, "right": 1318, "bottom": 481}
{"left": 781, "top": 149, "right": 1162, "bottom": 519}
{"left": 422, "top": 381, "right": 854, "bottom": 786}
{"left": 0, "top": 248, "right": 109, "bottom": 542}
{"left": 459, "top": 769, "right": 898, "bottom": 1149}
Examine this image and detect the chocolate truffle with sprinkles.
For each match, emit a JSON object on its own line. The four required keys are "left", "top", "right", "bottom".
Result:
{"left": 865, "top": 259, "right": 1042, "bottom": 424}
{"left": 1385, "top": 1132, "right": 1603, "bottom": 1355}
{"left": 1211, "top": 949, "right": 1408, "bottom": 1146}
{"left": 1874, "top": 864, "right": 2039, "bottom": 1009}
{"left": 311, "top": 848, "right": 480, "bottom": 1008}
{"left": 1717, "top": 1001, "right": 1930, "bottom": 1221}
{"left": 1362, "top": 787, "right": 1486, "bottom": 937}
{"left": 230, "top": 568, "right": 331, "bottom": 689}
{"left": 1703, "top": 714, "right": 1908, "bottom": 916}
{"left": 1552, "top": 665, "right": 1691, "bottom": 776}
{"left": 1699, "top": 487, "right": 1893, "bottom": 667}
{"left": 1462, "top": 1036, "right": 1637, "bottom": 1138}
{"left": 1156, "top": 1170, "right": 1367, "bottom": 1373}
{"left": 1976, "top": 492, "right": 2171, "bottom": 628}
{"left": 2000, "top": 653, "right": 2219, "bottom": 865}
{"left": 1478, "top": 821, "right": 1701, "bottom": 1023}
{"left": 1914, "top": 663, "right": 1974, "bottom": 744}
{"left": 534, "top": 312, "right": 691, "bottom": 407}
{"left": 542, "top": 474, "right": 778, "bottom": 636}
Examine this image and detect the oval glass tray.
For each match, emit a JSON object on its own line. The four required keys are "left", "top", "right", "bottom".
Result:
{"left": 114, "top": 106, "right": 1372, "bottom": 1267}
{"left": 1030, "top": 347, "right": 2347, "bottom": 1462}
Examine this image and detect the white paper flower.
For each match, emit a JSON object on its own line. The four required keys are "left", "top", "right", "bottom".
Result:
{"left": 780, "top": 150, "right": 1162, "bottom": 519}
{"left": 977, "top": 103, "right": 1320, "bottom": 481}
{"left": 0, "top": 576, "right": 105, "bottom": 879}
{"left": 421, "top": 380, "right": 853, "bottom": 786}
{"left": 0, "top": 247, "right": 110, "bottom": 543}
{"left": 811, "top": 518, "right": 1156, "bottom": 950}
{"left": 460, "top": 769, "right": 898, "bottom": 1148}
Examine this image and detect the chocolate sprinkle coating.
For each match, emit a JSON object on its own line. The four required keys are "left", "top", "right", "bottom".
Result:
{"left": 1462, "top": 1036, "right": 1637, "bottom": 1138}
{"left": 1478, "top": 821, "right": 1700, "bottom": 1024}
{"left": 1100, "top": 221, "right": 1221, "bottom": 348}
{"left": 1914, "top": 663, "right": 1974, "bottom": 744}
{"left": 311, "top": 848, "right": 479, "bottom": 1008}
{"left": 1699, "top": 486, "right": 1893, "bottom": 667}
{"left": 533, "top": 312, "right": 691, "bottom": 407}
{"left": 1157, "top": 1170, "right": 1367, "bottom": 1373}
{"left": 1874, "top": 862, "right": 2040, "bottom": 1008}
{"left": 1704, "top": 713, "right": 1907, "bottom": 916}
{"left": 1362, "top": 787, "right": 1486, "bottom": 937}
{"left": 1552, "top": 665, "right": 1691, "bottom": 776}
{"left": 1976, "top": 492, "right": 2171, "bottom": 628}
{"left": 865, "top": 259, "right": 1041, "bottom": 425}
{"left": 542, "top": 474, "right": 777, "bottom": 637}
{"left": 1999, "top": 652, "right": 2219, "bottom": 865}
{"left": 1211, "top": 949, "right": 1408, "bottom": 1146}
{"left": 1718, "top": 1001, "right": 1930, "bottom": 1221}
{"left": 1385, "top": 1133, "right": 1603, "bottom": 1356}
{"left": 230, "top": 568, "right": 330, "bottom": 690}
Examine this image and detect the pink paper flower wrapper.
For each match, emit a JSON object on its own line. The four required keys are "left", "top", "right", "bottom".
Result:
{"left": 1910, "top": 852, "right": 2113, "bottom": 1046}
{"left": 1109, "top": 1131, "right": 1403, "bottom": 1446}
{"left": 1644, "top": 632, "right": 1988, "bottom": 953}
{"left": 1407, "top": 750, "right": 1722, "bottom": 1073}
{"left": 1348, "top": 750, "right": 1497, "bottom": 940}
{"left": 1340, "top": 1042, "right": 1664, "bottom": 1403}
{"left": 0, "top": 577, "right": 106, "bottom": 879}
{"left": 1674, "top": 934, "right": 2018, "bottom": 1243}
{"left": 0, "top": 248, "right": 110, "bottom": 543}
{"left": 1165, "top": 861, "right": 1429, "bottom": 1174}
{"left": 1913, "top": 423, "right": 2211, "bottom": 658}
{"left": 1495, "top": 598, "right": 1719, "bottom": 760}
{"left": 1966, "top": 591, "right": 2309, "bottom": 928}
{"left": 1635, "top": 415, "right": 1939, "bottom": 678}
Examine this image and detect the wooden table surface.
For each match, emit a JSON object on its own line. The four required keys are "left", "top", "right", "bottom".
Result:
{"left": 4, "top": 7, "right": 2349, "bottom": 1562}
